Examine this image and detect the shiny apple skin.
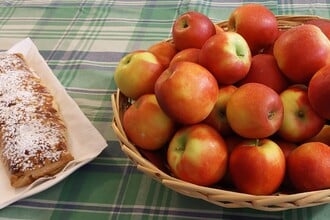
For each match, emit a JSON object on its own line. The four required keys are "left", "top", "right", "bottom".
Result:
{"left": 229, "top": 138, "right": 285, "bottom": 195}
{"left": 167, "top": 123, "right": 228, "bottom": 186}
{"left": 172, "top": 11, "right": 216, "bottom": 51}
{"left": 155, "top": 61, "right": 218, "bottom": 125}
{"left": 226, "top": 83, "right": 283, "bottom": 138}
{"left": 287, "top": 142, "right": 330, "bottom": 192}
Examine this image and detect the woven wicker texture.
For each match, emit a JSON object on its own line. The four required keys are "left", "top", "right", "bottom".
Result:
{"left": 111, "top": 16, "right": 330, "bottom": 211}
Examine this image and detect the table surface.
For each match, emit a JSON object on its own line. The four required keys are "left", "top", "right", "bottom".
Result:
{"left": 0, "top": 1, "right": 329, "bottom": 219}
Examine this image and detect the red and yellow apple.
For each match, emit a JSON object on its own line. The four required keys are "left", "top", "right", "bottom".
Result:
{"left": 155, "top": 61, "right": 218, "bottom": 124}
{"left": 204, "top": 85, "right": 237, "bottom": 136}
{"left": 275, "top": 139, "right": 298, "bottom": 188}
{"left": 139, "top": 148, "right": 168, "bottom": 172}
{"left": 275, "top": 139, "right": 297, "bottom": 160}
{"left": 229, "top": 138, "right": 286, "bottom": 195}
{"left": 123, "top": 94, "right": 176, "bottom": 150}
{"left": 167, "top": 123, "right": 228, "bottom": 186}
{"left": 273, "top": 24, "right": 330, "bottom": 84}
{"left": 307, "top": 124, "right": 330, "bottom": 146}
{"left": 114, "top": 50, "right": 165, "bottom": 100}
{"left": 262, "top": 29, "right": 286, "bottom": 55}
{"left": 237, "top": 54, "right": 289, "bottom": 93}
{"left": 287, "top": 142, "right": 330, "bottom": 192}
{"left": 308, "top": 64, "right": 330, "bottom": 119}
{"left": 169, "top": 48, "right": 200, "bottom": 67}
{"left": 148, "top": 41, "right": 177, "bottom": 68}
{"left": 278, "top": 85, "right": 325, "bottom": 143}
{"left": 172, "top": 11, "right": 216, "bottom": 51}
{"left": 228, "top": 3, "right": 279, "bottom": 54}
{"left": 199, "top": 31, "right": 252, "bottom": 85}
{"left": 226, "top": 83, "right": 283, "bottom": 138}
{"left": 305, "top": 18, "right": 330, "bottom": 39}
{"left": 220, "top": 134, "right": 244, "bottom": 185}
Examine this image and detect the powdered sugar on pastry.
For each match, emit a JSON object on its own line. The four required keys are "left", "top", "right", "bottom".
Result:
{"left": 0, "top": 53, "right": 73, "bottom": 188}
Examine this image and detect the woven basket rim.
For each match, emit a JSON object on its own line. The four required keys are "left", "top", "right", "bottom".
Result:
{"left": 111, "top": 15, "right": 330, "bottom": 211}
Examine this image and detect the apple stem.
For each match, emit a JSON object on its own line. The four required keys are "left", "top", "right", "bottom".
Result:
{"left": 255, "top": 138, "right": 260, "bottom": 146}
{"left": 296, "top": 110, "right": 305, "bottom": 119}
{"left": 182, "top": 19, "right": 189, "bottom": 29}
{"left": 175, "top": 135, "right": 187, "bottom": 152}
{"left": 124, "top": 54, "right": 132, "bottom": 64}
{"left": 268, "top": 111, "right": 275, "bottom": 120}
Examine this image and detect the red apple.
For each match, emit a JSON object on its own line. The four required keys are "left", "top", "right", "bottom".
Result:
{"left": 275, "top": 139, "right": 297, "bottom": 160}
{"left": 287, "top": 142, "right": 330, "bottom": 192}
{"left": 224, "top": 135, "right": 244, "bottom": 154}
{"left": 139, "top": 148, "right": 168, "bottom": 172}
{"left": 169, "top": 48, "right": 200, "bottom": 67}
{"left": 226, "top": 83, "right": 283, "bottom": 138}
{"left": 167, "top": 123, "right": 228, "bottom": 186}
{"left": 114, "top": 50, "right": 165, "bottom": 100}
{"left": 123, "top": 94, "right": 176, "bottom": 150}
{"left": 275, "top": 139, "right": 298, "bottom": 189}
{"left": 228, "top": 3, "right": 279, "bottom": 54}
{"left": 305, "top": 18, "right": 330, "bottom": 39}
{"left": 236, "top": 54, "right": 289, "bottom": 93}
{"left": 278, "top": 85, "right": 325, "bottom": 143}
{"left": 199, "top": 31, "right": 252, "bottom": 85}
{"left": 172, "top": 11, "right": 216, "bottom": 51}
{"left": 204, "top": 85, "right": 237, "bottom": 136}
{"left": 148, "top": 41, "right": 177, "bottom": 68}
{"left": 273, "top": 24, "right": 330, "bottom": 84}
{"left": 229, "top": 138, "right": 286, "bottom": 195}
{"left": 262, "top": 29, "right": 286, "bottom": 55}
{"left": 155, "top": 61, "right": 218, "bottom": 124}
{"left": 307, "top": 124, "right": 330, "bottom": 146}
{"left": 220, "top": 134, "right": 244, "bottom": 186}
{"left": 308, "top": 64, "right": 330, "bottom": 119}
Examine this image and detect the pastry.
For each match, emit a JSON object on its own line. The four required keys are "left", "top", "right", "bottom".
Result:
{"left": 0, "top": 52, "right": 74, "bottom": 188}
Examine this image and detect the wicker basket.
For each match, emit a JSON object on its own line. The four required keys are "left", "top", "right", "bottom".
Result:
{"left": 111, "top": 15, "right": 330, "bottom": 211}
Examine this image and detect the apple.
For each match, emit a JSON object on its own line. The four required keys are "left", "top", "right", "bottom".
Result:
{"left": 226, "top": 83, "right": 283, "bottom": 138}
{"left": 169, "top": 48, "right": 200, "bottom": 67}
{"left": 236, "top": 54, "right": 289, "bottom": 93}
{"left": 155, "top": 61, "right": 218, "bottom": 124}
{"left": 307, "top": 124, "right": 330, "bottom": 146}
{"left": 229, "top": 138, "right": 285, "bottom": 195}
{"left": 204, "top": 85, "right": 237, "bottom": 136}
{"left": 139, "top": 148, "right": 168, "bottom": 172}
{"left": 167, "top": 123, "right": 228, "bottom": 186}
{"left": 123, "top": 94, "right": 176, "bottom": 150}
{"left": 148, "top": 41, "right": 177, "bottom": 68}
{"left": 172, "top": 11, "right": 216, "bottom": 51}
{"left": 199, "top": 31, "right": 252, "bottom": 85}
{"left": 278, "top": 85, "right": 325, "bottom": 143}
{"left": 114, "top": 50, "right": 165, "bottom": 100}
{"left": 305, "top": 18, "right": 330, "bottom": 39}
{"left": 275, "top": 139, "right": 297, "bottom": 160}
{"left": 287, "top": 142, "right": 330, "bottom": 192}
{"left": 275, "top": 139, "right": 298, "bottom": 189}
{"left": 224, "top": 135, "right": 244, "bottom": 155}
{"left": 220, "top": 134, "right": 244, "bottom": 186}
{"left": 308, "top": 64, "right": 330, "bottom": 119}
{"left": 273, "top": 24, "right": 330, "bottom": 84}
{"left": 228, "top": 3, "right": 279, "bottom": 54}
{"left": 262, "top": 29, "right": 286, "bottom": 55}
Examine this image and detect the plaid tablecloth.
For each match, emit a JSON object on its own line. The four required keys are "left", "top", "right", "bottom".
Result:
{"left": 0, "top": 1, "right": 329, "bottom": 219}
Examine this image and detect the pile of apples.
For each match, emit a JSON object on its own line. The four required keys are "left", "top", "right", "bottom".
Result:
{"left": 114, "top": 3, "right": 330, "bottom": 195}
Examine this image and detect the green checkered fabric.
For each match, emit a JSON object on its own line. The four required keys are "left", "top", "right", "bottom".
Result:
{"left": 0, "top": 1, "right": 329, "bottom": 219}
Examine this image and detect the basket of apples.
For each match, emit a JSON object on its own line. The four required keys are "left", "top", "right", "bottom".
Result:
{"left": 111, "top": 3, "right": 330, "bottom": 211}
